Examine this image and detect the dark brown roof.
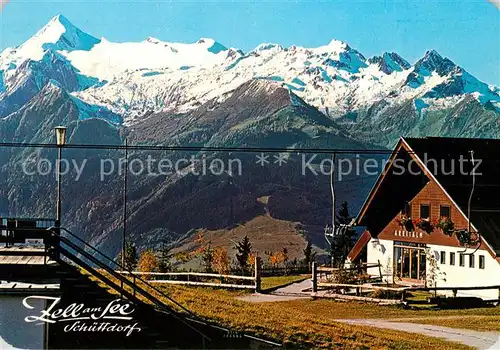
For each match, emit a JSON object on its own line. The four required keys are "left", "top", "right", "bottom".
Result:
{"left": 404, "top": 137, "right": 500, "bottom": 254}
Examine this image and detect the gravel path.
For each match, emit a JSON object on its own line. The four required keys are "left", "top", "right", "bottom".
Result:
{"left": 336, "top": 319, "right": 500, "bottom": 349}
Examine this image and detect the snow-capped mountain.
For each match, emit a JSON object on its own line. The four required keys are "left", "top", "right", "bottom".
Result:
{"left": 0, "top": 14, "right": 100, "bottom": 68}
{"left": 0, "top": 14, "right": 499, "bottom": 146}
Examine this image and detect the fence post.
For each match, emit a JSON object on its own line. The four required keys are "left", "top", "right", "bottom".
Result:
{"left": 312, "top": 262, "right": 318, "bottom": 293}
{"left": 254, "top": 257, "right": 262, "bottom": 293}
{"left": 401, "top": 289, "right": 406, "bottom": 303}
{"left": 377, "top": 260, "right": 383, "bottom": 281}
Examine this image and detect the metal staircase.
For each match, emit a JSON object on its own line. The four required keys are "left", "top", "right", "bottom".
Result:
{"left": 0, "top": 218, "right": 280, "bottom": 349}
{"left": 46, "top": 227, "right": 280, "bottom": 349}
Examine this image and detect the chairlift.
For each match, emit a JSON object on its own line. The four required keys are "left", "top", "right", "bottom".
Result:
{"left": 324, "top": 219, "right": 356, "bottom": 239}
{"left": 324, "top": 151, "right": 356, "bottom": 247}
{"left": 457, "top": 150, "right": 482, "bottom": 255}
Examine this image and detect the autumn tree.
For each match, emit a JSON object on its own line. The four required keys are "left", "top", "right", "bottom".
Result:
{"left": 247, "top": 252, "right": 257, "bottom": 274}
{"left": 213, "top": 247, "right": 230, "bottom": 275}
{"left": 137, "top": 249, "right": 158, "bottom": 275}
{"left": 268, "top": 251, "right": 279, "bottom": 267}
{"left": 269, "top": 250, "right": 286, "bottom": 268}
{"left": 117, "top": 241, "right": 138, "bottom": 271}
{"left": 235, "top": 235, "right": 252, "bottom": 275}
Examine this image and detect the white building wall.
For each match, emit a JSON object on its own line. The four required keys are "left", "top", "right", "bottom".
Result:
{"left": 366, "top": 238, "right": 394, "bottom": 283}
{"left": 427, "top": 244, "right": 500, "bottom": 300}
{"left": 366, "top": 237, "right": 500, "bottom": 300}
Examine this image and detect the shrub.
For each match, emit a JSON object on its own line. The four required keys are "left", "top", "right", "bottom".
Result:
{"left": 327, "top": 268, "right": 357, "bottom": 284}
{"left": 369, "top": 289, "right": 402, "bottom": 300}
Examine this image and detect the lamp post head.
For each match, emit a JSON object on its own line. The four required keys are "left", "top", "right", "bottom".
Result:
{"left": 55, "top": 126, "right": 67, "bottom": 146}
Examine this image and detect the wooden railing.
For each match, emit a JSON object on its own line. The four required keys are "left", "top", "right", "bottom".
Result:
{"left": 118, "top": 257, "right": 263, "bottom": 292}
{"left": 313, "top": 282, "right": 406, "bottom": 304}
{"left": 313, "top": 262, "right": 383, "bottom": 288}
{"left": 317, "top": 262, "right": 381, "bottom": 275}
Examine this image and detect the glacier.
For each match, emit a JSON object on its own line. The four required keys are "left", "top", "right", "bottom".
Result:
{"left": 0, "top": 14, "right": 498, "bottom": 127}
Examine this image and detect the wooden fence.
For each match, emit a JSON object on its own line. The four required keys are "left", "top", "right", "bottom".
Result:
{"left": 401, "top": 285, "right": 500, "bottom": 302}
{"left": 315, "top": 262, "right": 383, "bottom": 283}
{"left": 311, "top": 262, "right": 500, "bottom": 303}
{"left": 261, "top": 265, "right": 310, "bottom": 277}
{"left": 119, "top": 257, "right": 263, "bottom": 292}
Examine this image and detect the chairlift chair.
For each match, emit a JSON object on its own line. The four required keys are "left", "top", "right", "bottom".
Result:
{"left": 324, "top": 218, "right": 356, "bottom": 245}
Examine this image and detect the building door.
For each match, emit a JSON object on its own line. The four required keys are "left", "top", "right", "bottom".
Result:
{"left": 394, "top": 242, "right": 426, "bottom": 283}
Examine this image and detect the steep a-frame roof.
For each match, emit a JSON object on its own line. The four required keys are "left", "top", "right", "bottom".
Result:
{"left": 356, "top": 136, "right": 500, "bottom": 256}
{"left": 405, "top": 137, "right": 500, "bottom": 255}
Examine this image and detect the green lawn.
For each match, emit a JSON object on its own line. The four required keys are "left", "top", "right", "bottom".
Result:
{"left": 90, "top": 270, "right": 499, "bottom": 349}
{"left": 153, "top": 284, "right": 471, "bottom": 349}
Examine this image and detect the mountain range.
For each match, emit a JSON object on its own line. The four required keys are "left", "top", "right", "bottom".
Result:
{"left": 2, "top": 15, "right": 499, "bottom": 145}
{"left": 0, "top": 15, "right": 498, "bottom": 258}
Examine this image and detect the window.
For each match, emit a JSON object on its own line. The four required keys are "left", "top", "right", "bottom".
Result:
{"left": 479, "top": 255, "right": 485, "bottom": 269}
{"left": 450, "top": 252, "right": 455, "bottom": 265}
{"left": 439, "top": 205, "right": 451, "bottom": 218}
{"left": 459, "top": 254, "right": 465, "bottom": 267}
{"left": 469, "top": 254, "right": 475, "bottom": 268}
{"left": 440, "top": 251, "right": 446, "bottom": 264}
{"left": 420, "top": 204, "right": 430, "bottom": 219}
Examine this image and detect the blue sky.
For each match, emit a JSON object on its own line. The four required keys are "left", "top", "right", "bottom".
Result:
{"left": 1, "top": 0, "right": 499, "bottom": 85}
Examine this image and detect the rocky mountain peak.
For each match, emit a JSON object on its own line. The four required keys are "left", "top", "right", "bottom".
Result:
{"left": 414, "top": 49, "right": 457, "bottom": 76}
{"left": 368, "top": 52, "right": 410, "bottom": 74}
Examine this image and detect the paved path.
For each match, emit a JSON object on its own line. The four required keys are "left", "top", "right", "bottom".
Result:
{"left": 237, "top": 279, "right": 311, "bottom": 302}
{"left": 336, "top": 319, "right": 500, "bottom": 350}
{"left": 238, "top": 279, "right": 500, "bottom": 349}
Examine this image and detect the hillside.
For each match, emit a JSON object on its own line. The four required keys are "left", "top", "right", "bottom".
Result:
{"left": 170, "top": 214, "right": 326, "bottom": 270}
{"left": 0, "top": 75, "right": 377, "bottom": 258}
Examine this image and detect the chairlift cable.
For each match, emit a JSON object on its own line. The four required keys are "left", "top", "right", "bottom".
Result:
{"left": 0, "top": 142, "right": 411, "bottom": 155}
{"left": 458, "top": 150, "right": 482, "bottom": 255}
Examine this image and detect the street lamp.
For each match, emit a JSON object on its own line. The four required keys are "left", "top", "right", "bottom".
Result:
{"left": 54, "top": 126, "right": 66, "bottom": 227}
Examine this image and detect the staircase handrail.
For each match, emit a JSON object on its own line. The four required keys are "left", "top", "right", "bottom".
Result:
{"left": 47, "top": 227, "right": 210, "bottom": 341}
{"left": 48, "top": 226, "right": 200, "bottom": 317}
{"left": 47, "top": 227, "right": 282, "bottom": 347}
